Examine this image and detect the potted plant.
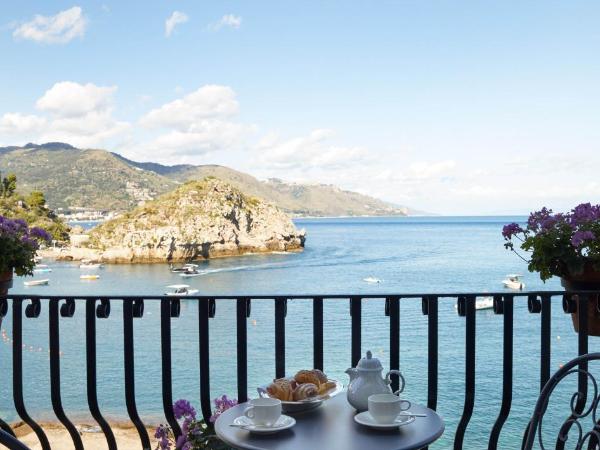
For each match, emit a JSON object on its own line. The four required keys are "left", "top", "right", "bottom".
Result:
{"left": 0, "top": 215, "right": 51, "bottom": 295}
{"left": 155, "top": 396, "right": 237, "bottom": 450}
{"left": 502, "top": 203, "right": 600, "bottom": 335}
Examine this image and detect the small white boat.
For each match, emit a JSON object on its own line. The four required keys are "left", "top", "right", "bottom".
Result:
{"left": 170, "top": 263, "right": 199, "bottom": 273}
{"left": 34, "top": 256, "right": 43, "bottom": 263}
{"left": 33, "top": 265, "right": 52, "bottom": 273}
{"left": 454, "top": 296, "right": 494, "bottom": 311}
{"left": 80, "top": 259, "right": 103, "bottom": 269}
{"left": 80, "top": 274, "right": 100, "bottom": 280}
{"left": 503, "top": 274, "right": 525, "bottom": 290}
{"left": 165, "top": 284, "right": 199, "bottom": 296}
{"left": 24, "top": 279, "right": 49, "bottom": 287}
{"left": 363, "top": 277, "right": 382, "bottom": 284}
{"left": 475, "top": 296, "right": 494, "bottom": 310}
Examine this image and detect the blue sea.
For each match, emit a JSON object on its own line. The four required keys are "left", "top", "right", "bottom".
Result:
{"left": 0, "top": 217, "right": 596, "bottom": 449}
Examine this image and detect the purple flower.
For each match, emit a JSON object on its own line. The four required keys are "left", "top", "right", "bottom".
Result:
{"left": 13, "top": 218, "right": 27, "bottom": 229}
{"left": 527, "top": 207, "right": 553, "bottom": 231}
{"left": 571, "top": 230, "right": 596, "bottom": 248}
{"left": 175, "top": 434, "right": 188, "bottom": 449}
{"left": 29, "top": 227, "right": 51, "bottom": 242}
{"left": 502, "top": 222, "right": 523, "bottom": 239}
{"left": 173, "top": 399, "right": 196, "bottom": 420}
{"left": 210, "top": 395, "right": 238, "bottom": 423}
{"left": 154, "top": 425, "right": 171, "bottom": 450}
{"left": 570, "top": 203, "right": 600, "bottom": 226}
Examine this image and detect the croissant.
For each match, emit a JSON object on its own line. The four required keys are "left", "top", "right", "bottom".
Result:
{"left": 293, "top": 383, "right": 319, "bottom": 400}
{"left": 294, "top": 370, "right": 322, "bottom": 386}
{"left": 267, "top": 380, "right": 294, "bottom": 401}
{"left": 318, "top": 380, "right": 336, "bottom": 395}
{"left": 312, "top": 369, "right": 328, "bottom": 384}
{"left": 274, "top": 377, "right": 297, "bottom": 391}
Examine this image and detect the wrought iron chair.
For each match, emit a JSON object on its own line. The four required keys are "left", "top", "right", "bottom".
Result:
{"left": 523, "top": 352, "right": 600, "bottom": 450}
{"left": 0, "top": 429, "right": 31, "bottom": 450}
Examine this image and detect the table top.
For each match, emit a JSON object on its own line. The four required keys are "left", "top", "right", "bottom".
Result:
{"left": 215, "top": 394, "right": 444, "bottom": 450}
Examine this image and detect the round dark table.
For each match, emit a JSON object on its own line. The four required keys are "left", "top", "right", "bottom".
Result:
{"left": 215, "top": 394, "right": 444, "bottom": 450}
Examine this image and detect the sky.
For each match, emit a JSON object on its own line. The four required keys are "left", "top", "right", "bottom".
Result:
{"left": 0, "top": 1, "right": 599, "bottom": 215}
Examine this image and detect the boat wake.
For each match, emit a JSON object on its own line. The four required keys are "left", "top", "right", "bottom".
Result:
{"left": 363, "top": 277, "right": 382, "bottom": 284}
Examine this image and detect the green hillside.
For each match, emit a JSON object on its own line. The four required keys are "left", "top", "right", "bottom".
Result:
{"left": 0, "top": 143, "right": 177, "bottom": 210}
{"left": 118, "top": 156, "right": 411, "bottom": 217}
{"left": 0, "top": 143, "right": 413, "bottom": 216}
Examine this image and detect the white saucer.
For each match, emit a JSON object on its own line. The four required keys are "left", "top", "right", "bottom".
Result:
{"left": 354, "top": 411, "right": 416, "bottom": 430}
{"left": 232, "top": 415, "right": 296, "bottom": 434}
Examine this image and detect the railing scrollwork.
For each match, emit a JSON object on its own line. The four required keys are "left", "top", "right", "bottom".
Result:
{"left": 523, "top": 353, "right": 600, "bottom": 450}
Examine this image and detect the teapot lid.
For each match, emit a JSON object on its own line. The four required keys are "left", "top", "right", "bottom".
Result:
{"left": 356, "top": 351, "right": 383, "bottom": 371}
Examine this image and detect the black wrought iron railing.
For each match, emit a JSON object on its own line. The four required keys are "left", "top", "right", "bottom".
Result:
{"left": 0, "top": 291, "right": 598, "bottom": 450}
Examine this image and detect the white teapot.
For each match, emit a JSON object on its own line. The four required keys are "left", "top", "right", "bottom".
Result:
{"left": 345, "top": 350, "right": 405, "bottom": 411}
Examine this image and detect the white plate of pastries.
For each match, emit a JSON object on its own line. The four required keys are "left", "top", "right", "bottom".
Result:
{"left": 257, "top": 369, "right": 343, "bottom": 413}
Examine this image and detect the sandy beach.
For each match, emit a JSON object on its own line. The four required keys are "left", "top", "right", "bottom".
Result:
{"left": 12, "top": 421, "right": 158, "bottom": 450}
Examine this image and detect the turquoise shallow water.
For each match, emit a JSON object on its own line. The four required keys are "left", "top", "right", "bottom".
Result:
{"left": 0, "top": 216, "right": 597, "bottom": 449}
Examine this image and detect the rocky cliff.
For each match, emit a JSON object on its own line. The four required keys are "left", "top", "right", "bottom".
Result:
{"left": 82, "top": 178, "right": 305, "bottom": 263}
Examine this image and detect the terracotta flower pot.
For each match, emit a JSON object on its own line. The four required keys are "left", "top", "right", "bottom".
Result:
{"left": 561, "top": 266, "right": 600, "bottom": 336}
{"left": 0, "top": 271, "right": 13, "bottom": 296}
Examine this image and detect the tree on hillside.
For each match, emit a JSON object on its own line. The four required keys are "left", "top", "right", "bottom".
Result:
{"left": 0, "top": 172, "right": 17, "bottom": 198}
{"left": 27, "top": 191, "right": 47, "bottom": 209}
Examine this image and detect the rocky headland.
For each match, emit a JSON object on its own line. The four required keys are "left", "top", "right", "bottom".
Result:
{"left": 42, "top": 178, "right": 306, "bottom": 263}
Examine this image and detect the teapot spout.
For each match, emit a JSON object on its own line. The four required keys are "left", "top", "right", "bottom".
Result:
{"left": 345, "top": 367, "right": 358, "bottom": 381}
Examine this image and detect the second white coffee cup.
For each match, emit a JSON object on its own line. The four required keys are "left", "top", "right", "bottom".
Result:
{"left": 244, "top": 398, "right": 282, "bottom": 426}
{"left": 368, "top": 393, "right": 411, "bottom": 424}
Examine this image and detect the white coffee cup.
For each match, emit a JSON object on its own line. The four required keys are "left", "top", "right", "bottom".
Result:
{"left": 244, "top": 398, "right": 282, "bottom": 426}
{"left": 368, "top": 393, "right": 411, "bottom": 424}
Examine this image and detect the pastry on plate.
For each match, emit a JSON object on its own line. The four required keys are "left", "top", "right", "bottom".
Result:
{"left": 293, "top": 383, "right": 319, "bottom": 401}
{"left": 318, "top": 380, "right": 337, "bottom": 395}
{"left": 312, "top": 369, "right": 328, "bottom": 384}
{"left": 294, "top": 369, "right": 322, "bottom": 386}
{"left": 267, "top": 379, "right": 294, "bottom": 401}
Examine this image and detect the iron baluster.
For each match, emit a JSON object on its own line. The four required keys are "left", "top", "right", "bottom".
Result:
{"left": 123, "top": 299, "right": 151, "bottom": 450}
{"left": 489, "top": 295, "right": 514, "bottom": 450}
{"left": 49, "top": 298, "right": 83, "bottom": 449}
{"left": 455, "top": 295, "right": 476, "bottom": 450}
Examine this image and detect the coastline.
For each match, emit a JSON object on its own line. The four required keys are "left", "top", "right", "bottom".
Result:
{"left": 13, "top": 421, "right": 158, "bottom": 450}
{"left": 37, "top": 245, "right": 304, "bottom": 264}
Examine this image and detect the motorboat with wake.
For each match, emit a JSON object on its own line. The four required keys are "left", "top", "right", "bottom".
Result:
{"left": 363, "top": 277, "right": 382, "bottom": 284}
{"left": 503, "top": 274, "right": 525, "bottom": 290}
{"left": 165, "top": 284, "right": 199, "bottom": 296}
{"left": 170, "top": 263, "right": 199, "bottom": 273}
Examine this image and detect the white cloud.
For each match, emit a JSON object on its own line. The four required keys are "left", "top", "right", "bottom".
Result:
{"left": 165, "top": 11, "right": 188, "bottom": 37}
{"left": 13, "top": 6, "right": 87, "bottom": 44}
{"left": 0, "top": 113, "right": 47, "bottom": 135}
{"left": 144, "top": 122, "right": 249, "bottom": 156}
{"left": 36, "top": 81, "right": 117, "bottom": 117}
{"left": 0, "top": 81, "right": 129, "bottom": 148}
{"left": 134, "top": 85, "right": 252, "bottom": 161}
{"left": 405, "top": 160, "right": 456, "bottom": 180}
{"left": 255, "top": 129, "right": 369, "bottom": 170}
{"left": 140, "top": 85, "right": 239, "bottom": 130}
{"left": 208, "top": 14, "right": 242, "bottom": 31}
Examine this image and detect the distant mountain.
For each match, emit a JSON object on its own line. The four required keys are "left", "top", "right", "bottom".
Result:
{"left": 0, "top": 143, "right": 177, "bottom": 210}
{"left": 117, "top": 154, "right": 412, "bottom": 217}
{"left": 0, "top": 142, "right": 414, "bottom": 216}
